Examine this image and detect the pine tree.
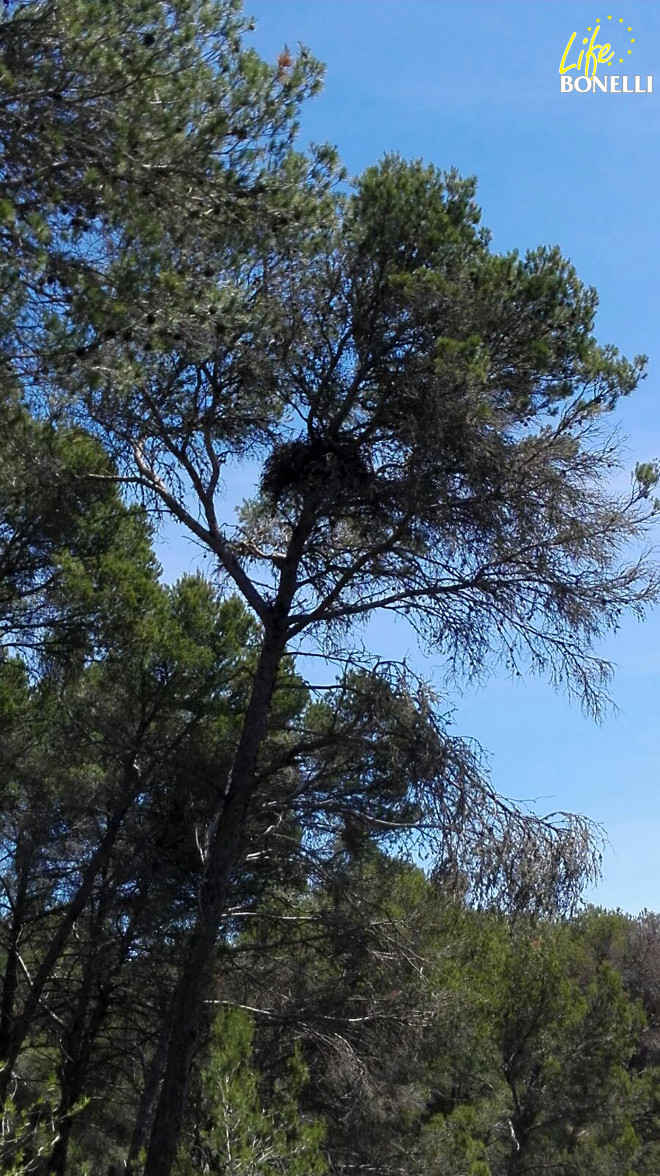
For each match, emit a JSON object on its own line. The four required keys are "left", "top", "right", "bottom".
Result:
{"left": 176, "top": 1007, "right": 326, "bottom": 1176}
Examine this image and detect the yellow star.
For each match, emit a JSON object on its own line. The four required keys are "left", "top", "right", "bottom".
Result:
{"left": 607, "top": 13, "right": 612, "bottom": 18}
{"left": 628, "top": 49, "right": 632, "bottom": 53}
{"left": 631, "top": 38, "right": 635, "bottom": 42}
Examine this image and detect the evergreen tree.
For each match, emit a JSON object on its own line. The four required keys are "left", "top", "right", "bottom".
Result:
{"left": 1, "top": 2, "right": 660, "bottom": 1171}
{"left": 176, "top": 1007, "right": 325, "bottom": 1176}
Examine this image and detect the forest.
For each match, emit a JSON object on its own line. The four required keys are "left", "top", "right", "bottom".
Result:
{"left": 1, "top": 1, "right": 660, "bottom": 1172}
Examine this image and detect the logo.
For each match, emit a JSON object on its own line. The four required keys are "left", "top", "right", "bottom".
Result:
{"left": 559, "top": 15, "right": 652, "bottom": 93}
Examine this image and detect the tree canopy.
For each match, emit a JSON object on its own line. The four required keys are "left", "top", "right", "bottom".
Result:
{"left": 0, "top": 0, "right": 659, "bottom": 1173}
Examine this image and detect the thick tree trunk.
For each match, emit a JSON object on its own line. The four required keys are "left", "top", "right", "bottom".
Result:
{"left": 142, "top": 624, "right": 287, "bottom": 1176}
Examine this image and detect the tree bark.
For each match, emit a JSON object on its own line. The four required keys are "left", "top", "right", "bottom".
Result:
{"left": 142, "top": 623, "right": 287, "bottom": 1176}
{"left": 0, "top": 845, "right": 31, "bottom": 1060}
{"left": 125, "top": 1018, "right": 171, "bottom": 1175}
{"left": 47, "top": 985, "right": 109, "bottom": 1176}
{"left": 0, "top": 761, "right": 141, "bottom": 1104}
{"left": 46, "top": 880, "right": 112, "bottom": 1176}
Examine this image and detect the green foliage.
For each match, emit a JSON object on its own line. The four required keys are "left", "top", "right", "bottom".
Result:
{"left": 409, "top": 910, "right": 654, "bottom": 1176}
{"left": 0, "top": 392, "right": 160, "bottom": 662}
{"left": 419, "top": 1105, "right": 493, "bottom": 1176}
{"left": 0, "top": 1081, "right": 86, "bottom": 1174}
{"left": 176, "top": 1008, "right": 326, "bottom": 1175}
{"left": 1, "top": 1, "right": 660, "bottom": 1173}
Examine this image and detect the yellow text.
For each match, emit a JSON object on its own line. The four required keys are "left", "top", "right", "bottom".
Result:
{"left": 560, "top": 26, "right": 615, "bottom": 76}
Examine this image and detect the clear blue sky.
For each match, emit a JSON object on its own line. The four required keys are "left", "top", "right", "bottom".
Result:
{"left": 159, "top": 1, "right": 660, "bottom": 913}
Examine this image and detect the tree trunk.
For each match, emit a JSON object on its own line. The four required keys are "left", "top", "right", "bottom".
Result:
{"left": 125, "top": 1019, "right": 171, "bottom": 1175}
{"left": 47, "top": 985, "right": 110, "bottom": 1176}
{"left": 0, "top": 846, "right": 31, "bottom": 1060}
{"left": 0, "top": 761, "right": 141, "bottom": 1104}
{"left": 142, "top": 624, "right": 287, "bottom": 1176}
{"left": 47, "top": 882, "right": 112, "bottom": 1176}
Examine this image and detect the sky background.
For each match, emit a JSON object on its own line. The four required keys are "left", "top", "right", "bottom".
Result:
{"left": 158, "top": 1, "right": 660, "bottom": 913}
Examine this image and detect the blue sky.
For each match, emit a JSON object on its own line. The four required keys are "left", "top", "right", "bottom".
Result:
{"left": 159, "top": 1, "right": 660, "bottom": 913}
